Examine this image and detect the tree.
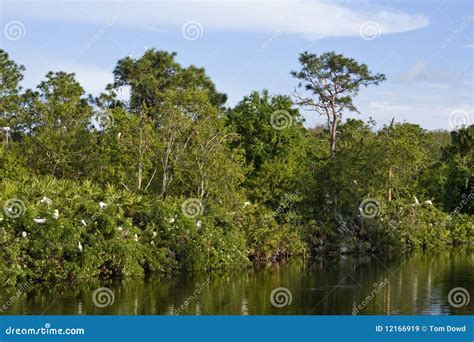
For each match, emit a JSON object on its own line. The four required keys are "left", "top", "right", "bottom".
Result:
{"left": 112, "top": 49, "right": 227, "bottom": 115}
{"left": 292, "top": 51, "right": 385, "bottom": 158}
{"left": 226, "top": 90, "right": 306, "bottom": 206}
{"left": 0, "top": 50, "right": 25, "bottom": 151}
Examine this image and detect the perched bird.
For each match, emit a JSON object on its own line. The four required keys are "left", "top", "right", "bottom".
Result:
{"left": 78, "top": 242, "right": 83, "bottom": 253}
{"left": 414, "top": 197, "right": 420, "bottom": 206}
{"left": 34, "top": 218, "right": 46, "bottom": 224}
{"left": 40, "top": 196, "right": 52, "bottom": 205}
{"left": 196, "top": 220, "right": 202, "bottom": 228}
{"left": 117, "top": 132, "right": 122, "bottom": 139}
{"left": 99, "top": 202, "right": 107, "bottom": 209}
{"left": 134, "top": 234, "right": 139, "bottom": 242}
{"left": 243, "top": 201, "right": 251, "bottom": 208}
{"left": 424, "top": 200, "right": 433, "bottom": 205}
{"left": 117, "top": 226, "right": 123, "bottom": 231}
{"left": 21, "top": 231, "right": 27, "bottom": 238}
{"left": 53, "top": 209, "right": 59, "bottom": 220}
{"left": 81, "top": 219, "right": 87, "bottom": 226}
{"left": 169, "top": 218, "right": 175, "bottom": 224}
{"left": 152, "top": 231, "right": 157, "bottom": 238}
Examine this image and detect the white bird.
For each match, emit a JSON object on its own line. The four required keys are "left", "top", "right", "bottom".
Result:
{"left": 81, "top": 219, "right": 87, "bottom": 226}
{"left": 424, "top": 200, "right": 433, "bottom": 205}
{"left": 134, "top": 234, "right": 139, "bottom": 242}
{"left": 152, "top": 231, "right": 157, "bottom": 238}
{"left": 196, "top": 220, "right": 202, "bottom": 228}
{"left": 414, "top": 197, "right": 420, "bottom": 206}
{"left": 117, "top": 226, "right": 123, "bottom": 231}
{"left": 34, "top": 218, "right": 46, "bottom": 224}
{"left": 117, "top": 132, "right": 122, "bottom": 139}
{"left": 169, "top": 218, "right": 175, "bottom": 224}
{"left": 128, "top": 53, "right": 132, "bottom": 58}
{"left": 99, "top": 202, "right": 107, "bottom": 209}
{"left": 21, "top": 231, "right": 27, "bottom": 238}
{"left": 144, "top": 46, "right": 148, "bottom": 51}
{"left": 53, "top": 209, "right": 59, "bottom": 219}
{"left": 40, "top": 196, "right": 52, "bottom": 205}
{"left": 243, "top": 201, "right": 251, "bottom": 208}
{"left": 78, "top": 242, "right": 83, "bottom": 252}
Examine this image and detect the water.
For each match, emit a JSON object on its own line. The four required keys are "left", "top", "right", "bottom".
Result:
{"left": 1, "top": 249, "right": 472, "bottom": 315}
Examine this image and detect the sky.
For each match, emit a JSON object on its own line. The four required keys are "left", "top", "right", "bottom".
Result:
{"left": 0, "top": 0, "right": 473, "bottom": 130}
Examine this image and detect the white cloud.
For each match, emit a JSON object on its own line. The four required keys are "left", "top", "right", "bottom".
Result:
{"left": 369, "top": 101, "right": 411, "bottom": 111}
{"left": 397, "top": 61, "right": 460, "bottom": 85}
{"left": 3, "top": 0, "right": 429, "bottom": 40}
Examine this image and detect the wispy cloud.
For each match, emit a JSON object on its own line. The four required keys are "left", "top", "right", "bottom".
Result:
{"left": 396, "top": 61, "right": 463, "bottom": 86}
{"left": 3, "top": 0, "right": 429, "bottom": 40}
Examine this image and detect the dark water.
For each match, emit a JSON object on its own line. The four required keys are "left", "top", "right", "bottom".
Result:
{"left": 1, "top": 249, "right": 472, "bottom": 315}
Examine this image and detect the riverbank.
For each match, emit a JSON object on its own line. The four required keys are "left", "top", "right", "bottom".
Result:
{"left": 0, "top": 250, "right": 472, "bottom": 315}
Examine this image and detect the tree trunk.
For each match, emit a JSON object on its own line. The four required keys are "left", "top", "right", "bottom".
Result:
{"left": 388, "top": 168, "right": 393, "bottom": 202}
{"left": 329, "top": 113, "right": 338, "bottom": 159}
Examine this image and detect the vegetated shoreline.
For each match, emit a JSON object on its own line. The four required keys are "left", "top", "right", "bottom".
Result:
{"left": 0, "top": 48, "right": 473, "bottom": 286}
{"left": 0, "top": 176, "right": 472, "bottom": 287}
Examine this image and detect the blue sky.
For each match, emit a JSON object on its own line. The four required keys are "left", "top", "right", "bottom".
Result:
{"left": 1, "top": 0, "right": 472, "bottom": 130}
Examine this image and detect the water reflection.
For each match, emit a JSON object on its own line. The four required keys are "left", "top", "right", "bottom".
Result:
{"left": 1, "top": 249, "right": 472, "bottom": 315}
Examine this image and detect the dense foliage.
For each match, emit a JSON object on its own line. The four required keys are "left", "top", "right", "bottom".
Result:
{"left": 0, "top": 49, "right": 472, "bottom": 285}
